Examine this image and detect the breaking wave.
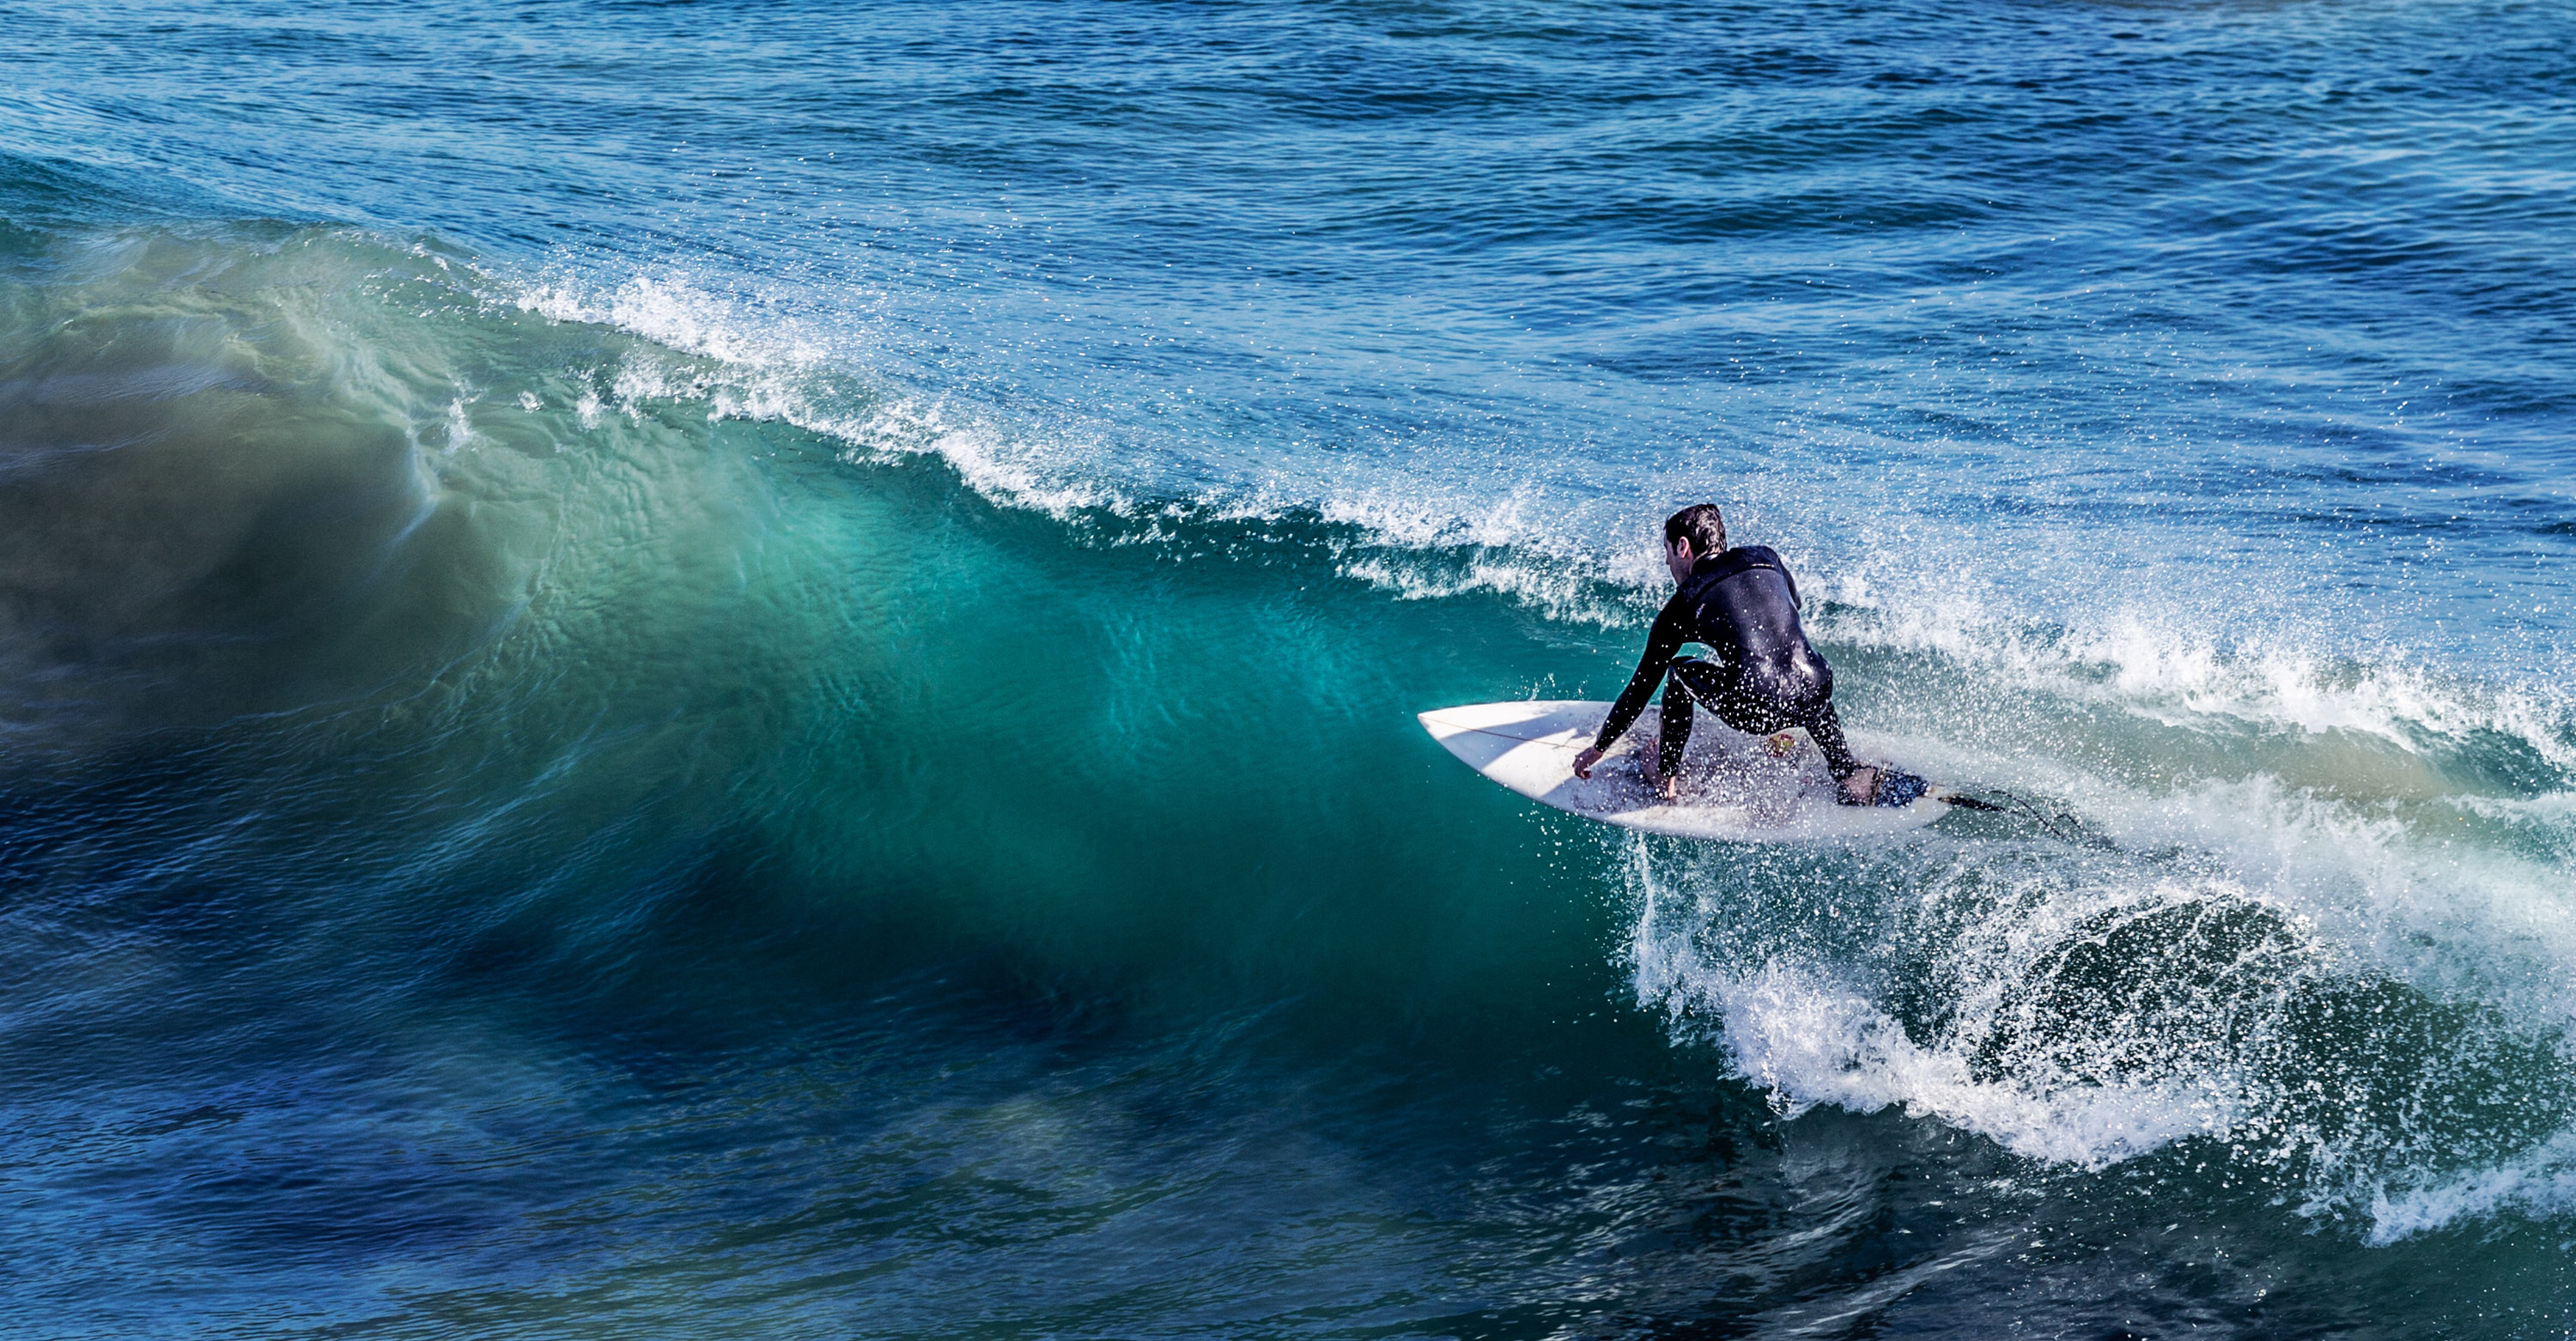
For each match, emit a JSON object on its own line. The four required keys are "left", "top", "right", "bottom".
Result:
{"left": 15, "top": 218, "right": 2573, "bottom": 1250}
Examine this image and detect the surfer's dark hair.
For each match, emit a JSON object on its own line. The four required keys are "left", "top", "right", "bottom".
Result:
{"left": 1664, "top": 503, "right": 1728, "bottom": 555}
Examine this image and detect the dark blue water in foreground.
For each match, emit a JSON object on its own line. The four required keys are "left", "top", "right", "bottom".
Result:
{"left": 3, "top": 1, "right": 2574, "bottom": 1334}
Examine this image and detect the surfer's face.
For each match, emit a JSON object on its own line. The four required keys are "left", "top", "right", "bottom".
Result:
{"left": 1664, "top": 538, "right": 1696, "bottom": 585}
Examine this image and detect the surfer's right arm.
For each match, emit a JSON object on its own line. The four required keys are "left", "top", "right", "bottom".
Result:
{"left": 1572, "top": 596, "right": 1692, "bottom": 780}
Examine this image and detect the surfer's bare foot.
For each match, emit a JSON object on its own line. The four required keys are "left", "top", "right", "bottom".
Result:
{"left": 1837, "top": 766, "right": 1882, "bottom": 806}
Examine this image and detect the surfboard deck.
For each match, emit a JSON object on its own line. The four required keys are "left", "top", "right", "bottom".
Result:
{"left": 1419, "top": 700, "right": 1947, "bottom": 841}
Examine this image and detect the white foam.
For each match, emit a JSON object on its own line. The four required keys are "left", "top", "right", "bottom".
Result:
{"left": 1631, "top": 854, "right": 2253, "bottom": 1168}
{"left": 2110, "top": 776, "right": 2576, "bottom": 1025}
{"left": 1630, "top": 731, "right": 2576, "bottom": 1240}
{"left": 1811, "top": 595, "right": 2576, "bottom": 777}
{"left": 512, "top": 268, "right": 1139, "bottom": 519}
{"left": 519, "top": 270, "right": 830, "bottom": 371}
{"left": 2364, "top": 1127, "right": 2576, "bottom": 1244}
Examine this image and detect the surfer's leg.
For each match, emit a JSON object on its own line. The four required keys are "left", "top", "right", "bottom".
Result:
{"left": 1803, "top": 701, "right": 1861, "bottom": 778}
{"left": 1656, "top": 658, "right": 1716, "bottom": 785}
{"left": 1801, "top": 701, "right": 1880, "bottom": 804}
{"left": 1696, "top": 673, "right": 1793, "bottom": 740}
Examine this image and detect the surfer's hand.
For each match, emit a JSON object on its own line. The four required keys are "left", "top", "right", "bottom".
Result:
{"left": 1571, "top": 746, "right": 1604, "bottom": 780}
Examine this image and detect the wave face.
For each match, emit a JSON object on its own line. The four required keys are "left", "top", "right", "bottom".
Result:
{"left": 4, "top": 0, "right": 2576, "bottom": 1335}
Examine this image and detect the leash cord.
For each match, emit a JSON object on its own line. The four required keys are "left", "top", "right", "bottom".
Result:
{"left": 1947, "top": 786, "right": 2106, "bottom": 848}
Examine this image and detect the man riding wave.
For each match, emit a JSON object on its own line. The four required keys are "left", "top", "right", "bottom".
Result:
{"left": 1571, "top": 504, "right": 1885, "bottom": 806}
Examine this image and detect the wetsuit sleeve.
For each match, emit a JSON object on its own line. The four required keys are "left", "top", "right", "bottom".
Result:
{"left": 1593, "top": 596, "right": 1692, "bottom": 751}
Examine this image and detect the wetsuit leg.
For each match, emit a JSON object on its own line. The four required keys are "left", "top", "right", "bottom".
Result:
{"left": 1665, "top": 658, "right": 1803, "bottom": 777}
{"left": 1656, "top": 658, "right": 1716, "bottom": 780}
{"left": 1671, "top": 658, "right": 1863, "bottom": 783}
{"left": 1798, "top": 700, "right": 1862, "bottom": 780}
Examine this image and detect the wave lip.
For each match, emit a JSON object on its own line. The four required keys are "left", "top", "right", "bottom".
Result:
{"left": 0, "top": 225, "right": 519, "bottom": 737}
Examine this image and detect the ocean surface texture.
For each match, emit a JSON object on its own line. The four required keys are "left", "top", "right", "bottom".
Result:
{"left": 3, "top": 0, "right": 2573, "bottom": 1335}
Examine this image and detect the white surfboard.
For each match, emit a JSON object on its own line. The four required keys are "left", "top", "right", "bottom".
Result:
{"left": 1419, "top": 700, "right": 1949, "bottom": 841}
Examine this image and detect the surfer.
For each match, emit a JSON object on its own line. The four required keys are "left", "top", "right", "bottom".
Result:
{"left": 1571, "top": 504, "right": 1885, "bottom": 805}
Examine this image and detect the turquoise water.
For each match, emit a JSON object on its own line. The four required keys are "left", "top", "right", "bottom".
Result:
{"left": 3, "top": 1, "right": 2574, "bottom": 1334}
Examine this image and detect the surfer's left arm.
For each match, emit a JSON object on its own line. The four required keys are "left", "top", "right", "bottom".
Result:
{"left": 1572, "top": 597, "right": 1688, "bottom": 780}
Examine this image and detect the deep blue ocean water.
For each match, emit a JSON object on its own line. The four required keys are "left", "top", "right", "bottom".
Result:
{"left": 3, "top": 0, "right": 2574, "bottom": 1334}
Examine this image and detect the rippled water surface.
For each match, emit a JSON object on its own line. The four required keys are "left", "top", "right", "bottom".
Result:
{"left": 3, "top": 0, "right": 2574, "bottom": 1335}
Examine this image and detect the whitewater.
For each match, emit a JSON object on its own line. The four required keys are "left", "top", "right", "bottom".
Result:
{"left": 3, "top": 0, "right": 2573, "bottom": 1335}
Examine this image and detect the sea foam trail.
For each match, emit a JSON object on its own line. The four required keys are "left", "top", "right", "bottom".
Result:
{"left": 1628, "top": 743, "right": 2576, "bottom": 1241}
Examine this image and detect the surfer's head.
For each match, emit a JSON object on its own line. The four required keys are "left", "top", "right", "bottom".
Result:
{"left": 1663, "top": 503, "right": 1728, "bottom": 580}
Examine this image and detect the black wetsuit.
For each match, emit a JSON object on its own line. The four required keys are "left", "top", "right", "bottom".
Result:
{"left": 1592, "top": 545, "right": 1862, "bottom": 783}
